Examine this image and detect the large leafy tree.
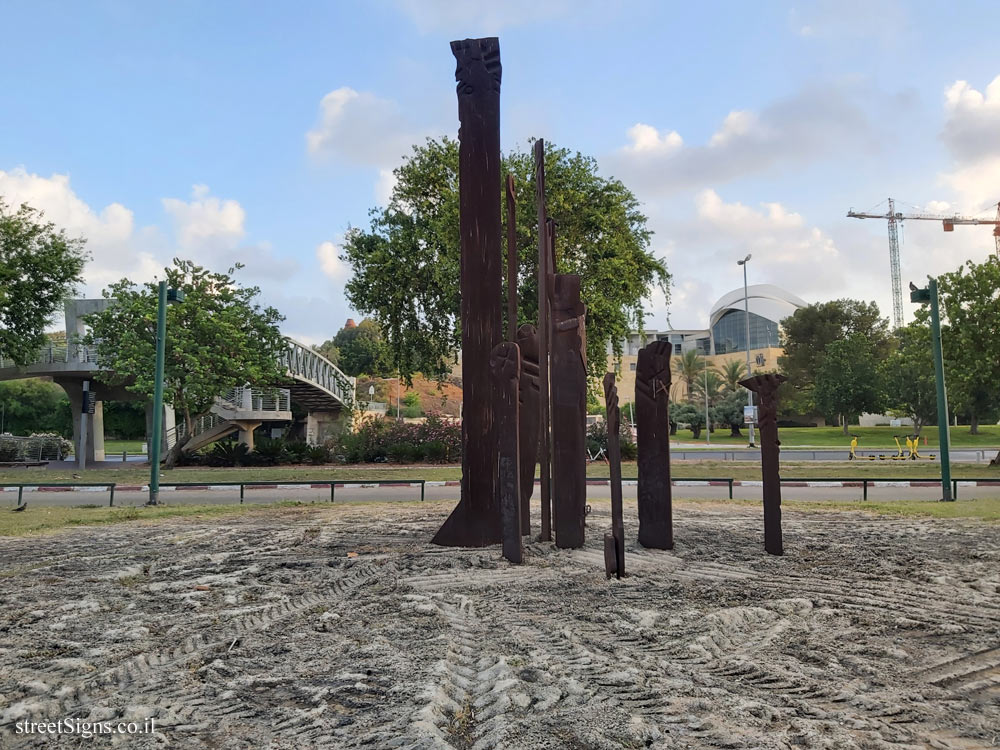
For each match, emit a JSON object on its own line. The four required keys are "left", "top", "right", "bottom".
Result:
{"left": 0, "top": 378, "right": 73, "bottom": 436}
{"left": 321, "top": 318, "right": 393, "bottom": 377}
{"left": 711, "top": 389, "right": 747, "bottom": 437}
{"left": 778, "top": 299, "right": 890, "bottom": 414}
{"left": 881, "top": 323, "right": 936, "bottom": 434}
{"left": 342, "top": 137, "right": 669, "bottom": 380}
{"left": 87, "top": 259, "right": 286, "bottom": 465}
{"left": 930, "top": 259, "right": 1000, "bottom": 438}
{"left": 814, "top": 334, "right": 887, "bottom": 434}
{"left": 0, "top": 199, "right": 88, "bottom": 365}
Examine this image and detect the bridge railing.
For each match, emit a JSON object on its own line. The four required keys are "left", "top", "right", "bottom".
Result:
{"left": 218, "top": 387, "right": 291, "bottom": 412}
{"left": 0, "top": 342, "right": 101, "bottom": 370}
{"left": 282, "top": 340, "right": 355, "bottom": 409}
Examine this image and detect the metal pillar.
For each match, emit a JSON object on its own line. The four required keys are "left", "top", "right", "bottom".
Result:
{"left": 928, "top": 278, "right": 953, "bottom": 501}
{"left": 148, "top": 281, "right": 168, "bottom": 505}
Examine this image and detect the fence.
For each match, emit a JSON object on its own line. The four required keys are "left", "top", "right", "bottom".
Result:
{"left": 3, "top": 476, "right": 998, "bottom": 508}
{"left": 0, "top": 435, "right": 67, "bottom": 462}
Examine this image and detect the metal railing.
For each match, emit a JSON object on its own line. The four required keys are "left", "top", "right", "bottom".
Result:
{"left": 0, "top": 342, "right": 101, "bottom": 370}
{"left": 283, "top": 339, "right": 355, "bottom": 408}
{"left": 0, "top": 435, "right": 67, "bottom": 462}
{"left": 218, "top": 387, "right": 291, "bottom": 412}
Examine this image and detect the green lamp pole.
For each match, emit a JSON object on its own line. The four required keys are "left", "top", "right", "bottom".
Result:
{"left": 148, "top": 281, "right": 184, "bottom": 506}
{"left": 910, "top": 278, "right": 952, "bottom": 501}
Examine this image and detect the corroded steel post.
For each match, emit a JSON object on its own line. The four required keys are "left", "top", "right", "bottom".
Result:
{"left": 492, "top": 342, "right": 523, "bottom": 563}
{"left": 506, "top": 174, "right": 518, "bottom": 342}
{"left": 636, "top": 340, "right": 673, "bottom": 550}
{"left": 534, "top": 139, "right": 552, "bottom": 542}
{"left": 739, "top": 373, "right": 788, "bottom": 556}
{"left": 517, "top": 324, "right": 540, "bottom": 535}
{"left": 550, "top": 273, "right": 587, "bottom": 549}
{"left": 432, "top": 37, "right": 503, "bottom": 547}
{"left": 603, "top": 372, "right": 625, "bottom": 578}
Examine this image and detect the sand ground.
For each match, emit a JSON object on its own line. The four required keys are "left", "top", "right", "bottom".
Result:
{"left": 0, "top": 500, "right": 997, "bottom": 749}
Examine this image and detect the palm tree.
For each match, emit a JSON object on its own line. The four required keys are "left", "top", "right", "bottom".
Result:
{"left": 674, "top": 349, "right": 708, "bottom": 402}
{"left": 719, "top": 359, "right": 749, "bottom": 394}
{"left": 692, "top": 370, "right": 724, "bottom": 406}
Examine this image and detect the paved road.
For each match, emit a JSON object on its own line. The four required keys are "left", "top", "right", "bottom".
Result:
{"left": 7, "top": 481, "right": 999, "bottom": 508}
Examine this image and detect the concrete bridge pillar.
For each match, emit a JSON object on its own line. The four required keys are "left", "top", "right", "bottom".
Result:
{"left": 55, "top": 379, "right": 106, "bottom": 463}
{"left": 305, "top": 411, "right": 346, "bottom": 446}
{"left": 235, "top": 421, "right": 262, "bottom": 451}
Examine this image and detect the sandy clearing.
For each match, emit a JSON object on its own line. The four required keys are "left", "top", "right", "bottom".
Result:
{"left": 0, "top": 500, "right": 997, "bottom": 749}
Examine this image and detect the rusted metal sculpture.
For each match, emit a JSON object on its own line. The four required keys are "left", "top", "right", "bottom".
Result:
{"left": 432, "top": 37, "right": 503, "bottom": 547}
{"left": 549, "top": 273, "right": 587, "bottom": 549}
{"left": 636, "top": 340, "right": 674, "bottom": 550}
{"left": 603, "top": 372, "right": 625, "bottom": 579}
{"left": 517, "top": 324, "right": 540, "bottom": 535}
{"left": 534, "top": 139, "right": 552, "bottom": 542}
{"left": 506, "top": 174, "right": 518, "bottom": 341}
{"left": 492, "top": 342, "right": 523, "bottom": 563}
{"left": 739, "top": 373, "right": 788, "bottom": 556}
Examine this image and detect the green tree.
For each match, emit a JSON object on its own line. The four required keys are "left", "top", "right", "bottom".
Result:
{"left": 312, "top": 340, "right": 341, "bottom": 368}
{"left": 814, "top": 335, "right": 886, "bottom": 434}
{"left": 881, "top": 323, "right": 936, "bottom": 435}
{"left": 692, "top": 369, "right": 724, "bottom": 407}
{"left": 930, "top": 259, "right": 1000, "bottom": 437}
{"left": 342, "top": 137, "right": 669, "bottom": 380}
{"left": 673, "top": 350, "right": 707, "bottom": 402}
{"left": 778, "top": 299, "right": 890, "bottom": 414}
{"left": 86, "top": 259, "right": 286, "bottom": 466}
{"left": 0, "top": 378, "right": 73, "bottom": 436}
{"left": 670, "top": 402, "right": 706, "bottom": 439}
{"left": 718, "top": 359, "right": 748, "bottom": 394}
{"left": 329, "top": 318, "right": 393, "bottom": 377}
{"left": 711, "top": 389, "right": 747, "bottom": 437}
{"left": 0, "top": 200, "right": 88, "bottom": 366}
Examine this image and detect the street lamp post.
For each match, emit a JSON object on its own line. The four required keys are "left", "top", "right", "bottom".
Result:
{"left": 148, "top": 281, "right": 184, "bottom": 506}
{"left": 703, "top": 354, "right": 710, "bottom": 445}
{"left": 737, "top": 253, "right": 756, "bottom": 448}
{"left": 910, "top": 278, "right": 952, "bottom": 501}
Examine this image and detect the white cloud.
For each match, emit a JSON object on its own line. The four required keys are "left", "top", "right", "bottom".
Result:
{"left": 316, "top": 240, "right": 349, "bottom": 282}
{"left": 607, "top": 85, "right": 876, "bottom": 195}
{"left": 939, "top": 75, "right": 1000, "bottom": 212}
{"left": 0, "top": 168, "right": 161, "bottom": 295}
{"left": 306, "top": 86, "right": 416, "bottom": 168}
{"left": 623, "top": 123, "right": 682, "bottom": 155}
{"left": 162, "top": 185, "right": 246, "bottom": 251}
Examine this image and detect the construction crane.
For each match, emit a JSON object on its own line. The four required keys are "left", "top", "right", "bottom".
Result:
{"left": 847, "top": 198, "right": 1000, "bottom": 329}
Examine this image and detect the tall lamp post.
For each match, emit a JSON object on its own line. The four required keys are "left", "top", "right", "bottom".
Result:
{"left": 737, "top": 253, "right": 756, "bottom": 448}
{"left": 148, "top": 281, "right": 184, "bottom": 506}
{"left": 910, "top": 278, "right": 952, "bottom": 501}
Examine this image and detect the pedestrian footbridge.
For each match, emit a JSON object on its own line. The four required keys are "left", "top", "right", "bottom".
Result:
{"left": 0, "top": 301, "right": 355, "bottom": 460}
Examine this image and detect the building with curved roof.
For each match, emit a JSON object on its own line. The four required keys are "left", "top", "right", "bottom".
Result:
{"left": 709, "top": 284, "right": 807, "bottom": 355}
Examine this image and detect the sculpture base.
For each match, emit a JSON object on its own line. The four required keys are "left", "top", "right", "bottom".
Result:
{"left": 431, "top": 498, "right": 502, "bottom": 548}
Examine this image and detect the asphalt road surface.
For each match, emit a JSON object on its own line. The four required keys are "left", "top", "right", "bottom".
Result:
{"left": 7, "top": 481, "right": 999, "bottom": 508}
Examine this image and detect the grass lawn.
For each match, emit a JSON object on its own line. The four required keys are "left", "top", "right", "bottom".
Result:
{"left": 1, "top": 460, "right": 997, "bottom": 486}
{"left": 103, "top": 439, "right": 145, "bottom": 454}
{"left": 673, "top": 424, "right": 1000, "bottom": 448}
{"left": 1, "top": 496, "right": 996, "bottom": 538}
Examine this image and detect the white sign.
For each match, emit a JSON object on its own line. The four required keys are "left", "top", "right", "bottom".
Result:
{"left": 890, "top": 418, "right": 902, "bottom": 428}
{"left": 743, "top": 405, "right": 758, "bottom": 424}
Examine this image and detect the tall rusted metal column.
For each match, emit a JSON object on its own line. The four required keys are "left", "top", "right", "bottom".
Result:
{"left": 506, "top": 174, "right": 518, "bottom": 341}
{"left": 636, "top": 340, "right": 674, "bottom": 550}
{"left": 550, "top": 273, "right": 587, "bottom": 549}
{"left": 432, "top": 37, "right": 503, "bottom": 547}
{"left": 534, "top": 139, "right": 552, "bottom": 542}
{"left": 517, "top": 324, "right": 539, "bottom": 535}
{"left": 492, "top": 342, "right": 522, "bottom": 563}
{"left": 739, "top": 373, "right": 787, "bottom": 556}
{"left": 603, "top": 373, "right": 625, "bottom": 578}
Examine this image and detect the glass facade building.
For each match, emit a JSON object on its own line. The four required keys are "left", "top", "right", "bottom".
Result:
{"left": 711, "top": 309, "right": 781, "bottom": 354}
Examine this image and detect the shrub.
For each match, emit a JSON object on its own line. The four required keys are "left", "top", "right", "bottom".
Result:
{"left": 387, "top": 441, "right": 417, "bottom": 463}
{"left": 620, "top": 441, "right": 638, "bottom": 460}
{"left": 324, "top": 412, "right": 461, "bottom": 464}
{"left": 285, "top": 441, "right": 311, "bottom": 464}
{"left": 424, "top": 440, "right": 448, "bottom": 462}
{"left": 307, "top": 445, "right": 330, "bottom": 465}
{"left": 249, "top": 437, "right": 287, "bottom": 466}
{"left": 206, "top": 441, "right": 249, "bottom": 467}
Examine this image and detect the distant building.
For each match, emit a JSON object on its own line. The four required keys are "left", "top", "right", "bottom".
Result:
{"left": 607, "top": 284, "right": 807, "bottom": 404}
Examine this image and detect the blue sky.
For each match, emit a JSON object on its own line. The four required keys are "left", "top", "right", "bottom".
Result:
{"left": 3, "top": 0, "right": 999, "bottom": 343}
